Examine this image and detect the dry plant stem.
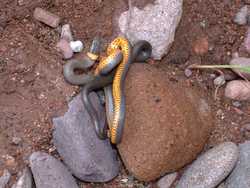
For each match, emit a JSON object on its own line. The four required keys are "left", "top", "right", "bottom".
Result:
{"left": 214, "top": 85, "right": 221, "bottom": 101}
{"left": 189, "top": 64, "right": 250, "bottom": 99}
{"left": 189, "top": 64, "right": 249, "bottom": 69}
{"left": 189, "top": 64, "right": 250, "bottom": 81}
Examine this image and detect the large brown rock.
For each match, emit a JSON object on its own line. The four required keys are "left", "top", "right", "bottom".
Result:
{"left": 118, "top": 63, "right": 214, "bottom": 182}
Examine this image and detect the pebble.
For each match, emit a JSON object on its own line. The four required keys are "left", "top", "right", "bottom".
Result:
{"left": 184, "top": 68, "right": 192, "bottom": 77}
{"left": 33, "top": 8, "right": 61, "bottom": 28}
{"left": 225, "top": 80, "right": 250, "bottom": 101}
{"left": 232, "top": 101, "right": 242, "bottom": 108}
{"left": 119, "top": 0, "right": 183, "bottom": 60}
{"left": 70, "top": 40, "right": 84, "bottom": 53}
{"left": 0, "top": 169, "right": 11, "bottom": 188}
{"left": 52, "top": 92, "right": 119, "bottom": 182}
{"left": 192, "top": 37, "right": 209, "bottom": 56}
{"left": 56, "top": 39, "right": 73, "bottom": 59}
{"left": 157, "top": 172, "right": 178, "bottom": 188}
{"left": 176, "top": 142, "right": 239, "bottom": 188}
{"left": 12, "top": 137, "right": 22, "bottom": 145}
{"left": 225, "top": 141, "right": 250, "bottom": 188}
{"left": 17, "top": 0, "right": 25, "bottom": 6}
{"left": 12, "top": 167, "right": 34, "bottom": 188}
{"left": 213, "top": 75, "right": 226, "bottom": 86}
{"left": 29, "top": 152, "right": 78, "bottom": 188}
{"left": 0, "top": 15, "right": 7, "bottom": 30}
{"left": 234, "top": 5, "right": 249, "bottom": 25}
{"left": 61, "top": 24, "right": 73, "bottom": 42}
{"left": 229, "top": 57, "right": 250, "bottom": 79}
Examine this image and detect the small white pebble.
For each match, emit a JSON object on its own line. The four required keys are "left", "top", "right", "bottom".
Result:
{"left": 49, "top": 146, "right": 56, "bottom": 153}
{"left": 121, "top": 178, "right": 129, "bottom": 183}
{"left": 200, "top": 20, "right": 206, "bottom": 28}
{"left": 70, "top": 40, "right": 84, "bottom": 53}
{"left": 209, "top": 74, "right": 216, "bottom": 79}
{"left": 38, "top": 93, "right": 46, "bottom": 100}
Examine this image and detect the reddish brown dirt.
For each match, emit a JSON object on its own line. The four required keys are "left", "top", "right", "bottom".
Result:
{"left": 0, "top": 0, "right": 250, "bottom": 187}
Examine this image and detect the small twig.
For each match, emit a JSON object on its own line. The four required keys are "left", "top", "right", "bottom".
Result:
{"left": 189, "top": 64, "right": 250, "bottom": 73}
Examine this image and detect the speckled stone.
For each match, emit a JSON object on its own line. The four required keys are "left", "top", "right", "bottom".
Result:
{"left": 225, "top": 141, "right": 250, "bottom": 188}
{"left": 118, "top": 63, "right": 214, "bottom": 181}
{"left": 157, "top": 172, "right": 178, "bottom": 188}
{"left": 119, "top": 0, "right": 183, "bottom": 60}
{"left": 225, "top": 80, "right": 250, "bottom": 101}
{"left": 176, "top": 142, "right": 239, "bottom": 188}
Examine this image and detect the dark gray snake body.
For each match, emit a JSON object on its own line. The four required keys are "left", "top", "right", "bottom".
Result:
{"left": 63, "top": 39, "right": 152, "bottom": 144}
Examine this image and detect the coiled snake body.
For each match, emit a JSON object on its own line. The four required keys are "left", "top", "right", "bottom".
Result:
{"left": 63, "top": 37, "right": 152, "bottom": 144}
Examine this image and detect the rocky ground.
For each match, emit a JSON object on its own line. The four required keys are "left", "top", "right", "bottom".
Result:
{"left": 1, "top": 0, "right": 250, "bottom": 187}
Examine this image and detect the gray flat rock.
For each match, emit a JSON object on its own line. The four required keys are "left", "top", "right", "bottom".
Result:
{"left": 119, "top": 0, "right": 183, "bottom": 60}
{"left": 157, "top": 172, "right": 178, "bottom": 188}
{"left": 225, "top": 141, "right": 250, "bottom": 188}
{"left": 12, "top": 167, "right": 35, "bottom": 188}
{"left": 176, "top": 142, "right": 239, "bottom": 188}
{"left": 0, "top": 169, "right": 11, "bottom": 188}
{"left": 52, "top": 92, "right": 119, "bottom": 182}
{"left": 29, "top": 152, "right": 78, "bottom": 188}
